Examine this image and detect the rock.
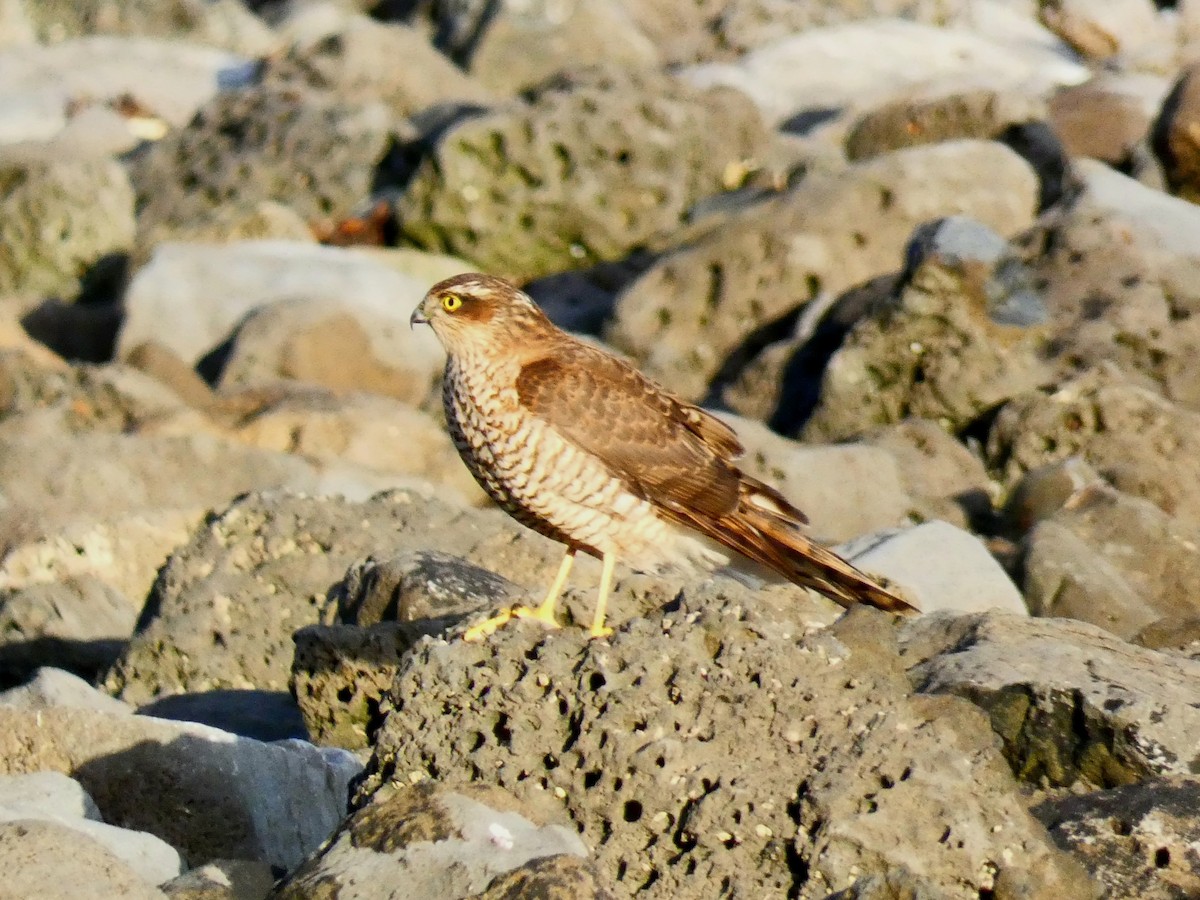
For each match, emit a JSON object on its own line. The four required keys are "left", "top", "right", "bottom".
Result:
{"left": 1049, "top": 76, "right": 1163, "bottom": 166}
{"left": 261, "top": 13, "right": 494, "bottom": 118}
{"left": 0, "top": 36, "right": 254, "bottom": 144}
{"left": 1003, "top": 456, "right": 1102, "bottom": 535}
{"left": 130, "top": 87, "right": 393, "bottom": 249}
{"left": 224, "top": 393, "right": 483, "bottom": 501}
{"left": 680, "top": 19, "right": 1087, "bottom": 127}
{"left": 396, "top": 68, "right": 771, "bottom": 281}
{"left": 104, "top": 489, "right": 564, "bottom": 705}
{"left": 801, "top": 214, "right": 1050, "bottom": 441}
{"left": 275, "top": 782, "right": 602, "bottom": 899}
{"left": 906, "top": 612, "right": 1200, "bottom": 787}
{"left": 1153, "top": 63, "right": 1200, "bottom": 204}
{"left": 717, "top": 413, "right": 914, "bottom": 541}
{"left": 137, "top": 690, "right": 308, "bottom": 743}
{"left": 357, "top": 603, "right": 1091, "bottom": 897}
{"left": 0, "top": 667, "right": 132, "bottom": 714}
{"left": 0, "top": 158, "right": 134, "bottom": 298}
{"left": 862, "top": 418, "right": 994, "bottom": 530}
{"left": 457, "top": 2, "right": 658, "bottom": 95}
{"left": 160, "top": 859, "right": 274, "bottom": 899}
{"left": 609, "top": 142, "right": 1040, "bottom": 402}
{"left": 838, "top": 520, "right": 1027, "bottom": 615}
{"left": 987, "top": 366, "right": 1200, "bottom": 531}
{"left": 1037, "top": 0, "right": 1168, "bottom": 66}
{"left": 0, "top": 819, "right": 168, "bottom": 900}
{"left": 14, "top": 0, "right": 276, "bottom": 56}
{"left": 0, "top": 706, "right": 360, "bottom": 870}
{"left": 0, "top": 772, "right": 183, "bottom": 885}
{"left": 0, "top": 576, "right": 136, "bottom": 685}
{"left": 292, "top": 552, "right": 524, "bottom": 750}
{"left": 845, "top": 87, "right": 1047, "bottom": 161}
{"left": 1022, "top": 484, "right": 1200, "bottom": 639}
{"left": 117, "top": 242, "right": 450, "bottom": 376}
{"left": 1032, "top": 776, "right": 1200, "bottom": 899}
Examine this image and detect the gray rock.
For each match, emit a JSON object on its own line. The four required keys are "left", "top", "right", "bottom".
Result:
{"left": 104, "top": 489, "right": 565, "bottom": 705}
{"left": 1003, "top": 456, "right": 1102, "bottom": 535}
{"left": 275, "top": 782, "right": 601, "bottom": 899}
{"left": 137, "top": 690, "right": 308, "bottom": 743}
{"left": 261, "top": 13, "right": 494, "bottom": 118}
{"left": 0, "top": 772, "right": 183, "bottom": 885}
{"left": 357, "top": 602, "right": 1091, "bottom": 898}
{"left": 0, "top": 819, "right": 167, "bottom": 900}
{"left": 131, "top": 87, "right": 393, "bottom": 250}
{"left": 396, "top": 68, "right": 771, "bottom": 281}
{"left": 1022, "top": 483, "right": 1200, "bottom": 639}
{"left": 1032, "top": 776, "right": 1200, "bottom": 899}
{"left": 0, "top": 707, "right": 360, "bottom": 871}
{"left": 906, "top": 612, "right": 1200, "bottom": 786}
{"left": 161, "top": 859, "right": 274, "bottom": 900}
{"left": 680, "top": 19, "right": 1086, "bottom": 127}
{"left": 838, "top": 520, "right": 1027, "bottom": 615}
{"left": 118, "top": 242, "right": 448, "bottom": 374}
{"left": 0, "top": 158, "right": 134, "bottom": 298}
{"left": 608, "top": 141, "right": 1039, "bottom": 402}
{"left": 0, "top": 667, "right": 132, "bottom": 714}
{"left": 987, "top": 365, "right": 1200, "bottom": 531}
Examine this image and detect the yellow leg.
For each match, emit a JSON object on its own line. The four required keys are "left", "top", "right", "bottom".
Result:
{"left": 589, "top": 551, "right": 615, "bottom": 639}
{"left": 462, "top": 548, "right": 575, "bottom": 642}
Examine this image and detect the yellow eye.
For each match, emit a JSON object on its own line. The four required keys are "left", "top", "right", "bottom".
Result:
{"left": 441, "top": 293, "right": 463, "bottom": 313}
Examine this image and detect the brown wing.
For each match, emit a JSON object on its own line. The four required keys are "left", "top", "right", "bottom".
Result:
{"left": 515, "top": 345, "right": 743, "bottom": 517}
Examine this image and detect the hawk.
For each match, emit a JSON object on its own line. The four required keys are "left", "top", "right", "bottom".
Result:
{"left": 410, "top": 273, "right": 914, "bottom": 639}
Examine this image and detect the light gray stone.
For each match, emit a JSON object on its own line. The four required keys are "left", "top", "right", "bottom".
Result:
{"left": 0, "top": 668, "right": 132, "bottom": 714}
{"left": 839, "top": 520, "right": 1027, "bottom": 615}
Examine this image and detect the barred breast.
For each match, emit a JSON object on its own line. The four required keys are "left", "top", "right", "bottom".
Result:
{"left": 443, "top": 353, "right": 678, "bottom": 564}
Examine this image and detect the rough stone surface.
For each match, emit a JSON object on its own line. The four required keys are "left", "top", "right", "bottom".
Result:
{"left": 1032, "top": 776, "right": 1200, "bottom": 899}
{"left": 160, "top": 859, "right": 275, "bottom": 899}
{"left": 0, "top": 819, "right": 168, "bottom": 900}
{"left": 275, "top": 782, "right": 602, "bottom": 899}
{"left": 609, "top": 141, "right": 1039, "bottom": 402}
{"left": 396, "top": 68, "right": 771, "bottom": 281}
{"left": 104, "top": 489, "right": 565, "bottom": 705}
{"left": 802, "top": 215, "right": 1050, "bottom": 441}
{"left": 0, "top": 667, "right": 132, "bottom": 714}
{"left": 0, "top": 158, "right": 134, "bottom": 298}
{"left": 0, "top": 706, "right": 359, "bottom": 871}
{"left": 131, "top": 87, "right": 393, "bottom": 249}
{"left": 905, "top": 612, "right": 1200, "bottom": 787}
{"left": 359, "top": 603, "right": 1091, "bottom": 898}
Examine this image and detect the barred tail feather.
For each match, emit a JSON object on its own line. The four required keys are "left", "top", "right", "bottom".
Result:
{"left": 663, "top": 478, "right": 916, "bottom": 615}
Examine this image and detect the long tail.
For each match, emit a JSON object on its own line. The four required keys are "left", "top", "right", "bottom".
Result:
{"left": 664, "top": 476, "right": 916, "bottom": 615}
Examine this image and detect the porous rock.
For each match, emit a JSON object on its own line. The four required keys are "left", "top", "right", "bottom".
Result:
{"left": 1032, "top": 776, "right": 1200, "bottom": 899}
{"left": 274, "top": 782, "right": 605, "bottom": 899}
{"left": 987, "top": 365, "right": 1200, "bottom": 531}
{"left": 396, "top": 68, "right": 771, "bottom": 281}
{"left": 905, "top": 612, "right": 1200, "bottom": 788}
{"left": 131, "top": 87, "right": 393, "bottom": 249}
{"left": 0, "top": 158, "right": 134, "bottom": 298}
{"left": 609, "top": 141, "right": 1039, "bottom": 402}
{"left": 0, "top": 706, "right": 359, "bottom": 870}
{"left": 358, "top": 599, "right": 1090, "bottom": 898}
{"left": 801, "top": 215, "right": 1050, "bottom": 442}
{"left": 104, "top": 489, "right": 565, "bottom": 705}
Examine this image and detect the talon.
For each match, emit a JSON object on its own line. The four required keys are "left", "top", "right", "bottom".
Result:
{"left": 589, "top": 625, "right": 614, "bottom": 640}
{"left": 511, "top": 605, "right": 561, "bottom": 628}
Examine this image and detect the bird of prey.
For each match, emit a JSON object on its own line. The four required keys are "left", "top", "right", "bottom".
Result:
{"left": 410, "top": 273, "right": 914, "bottom": 639}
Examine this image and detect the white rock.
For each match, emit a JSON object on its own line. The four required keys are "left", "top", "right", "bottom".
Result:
{"left": 681, "top": 19, "right": 1087, "bottom": 126}
{"left": 0, "top": 669, "right": 133, "bottom": 715}
{"left": 838, "top": 520, "right": 1028, "bottom": 615}
{"left": 1073, "top": 158, "right": 1200, "bottom": 260}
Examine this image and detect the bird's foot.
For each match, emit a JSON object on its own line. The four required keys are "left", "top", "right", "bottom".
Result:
{"left": 588, "top": 624, "right": 614, "bottom": 640}
{"left": 462, "top": 605, "right": 560, "bottom": 642}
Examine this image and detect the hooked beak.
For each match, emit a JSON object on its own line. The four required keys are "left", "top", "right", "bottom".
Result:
{"left": 409, "top": 303, "right": 429, "bottom": 329}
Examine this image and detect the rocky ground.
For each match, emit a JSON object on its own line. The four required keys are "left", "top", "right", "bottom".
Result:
{"left": 2, "top": 0, "right": 1200, "bottom": 897}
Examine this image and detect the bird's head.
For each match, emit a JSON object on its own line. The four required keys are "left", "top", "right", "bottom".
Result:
{"left": 411, "top": 273, "right": 551, "bottom": 356}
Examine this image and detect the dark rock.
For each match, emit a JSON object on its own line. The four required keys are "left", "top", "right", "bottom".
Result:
{"left": 137, "top": 690, "right": 308, "bottom": 743}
